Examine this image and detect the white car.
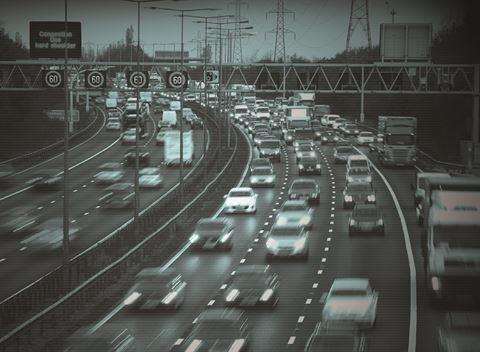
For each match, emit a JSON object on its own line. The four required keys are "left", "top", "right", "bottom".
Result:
{"left": 106, "top": 118, "right": 121, "bottom": 131}
{"left": 223, "top": 187, "right": 257, "bottom": 214}
{"left": 357, "top": 132, "right": 375, "bottom": 145}
{"left": 274, "top": 199, "right": 313, "bottom": 229}
{"left": 250, "top": 167, "right": 276, "bottom": 187}
{"left": 94, "top": 162, "right": 124, "bottom": 185}
{"left": 139, "top": 167, "right": 162, "bottom": 188}
{"left": 321, "top": 278, "right": 378, "bottom": 328}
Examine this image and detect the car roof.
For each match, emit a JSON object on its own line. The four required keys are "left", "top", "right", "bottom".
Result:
{"left": 331, "top": 278, "right": 370, "bottom": 291}
{"left": 282, "top": 199, "right": 308, "bottom": 208}
{"left": 197, "top": 308, "right": 244, "bottom": 322}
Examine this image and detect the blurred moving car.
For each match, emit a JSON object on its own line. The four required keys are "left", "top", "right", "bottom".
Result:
{"left": 348, "top": 204, "right": 385, "bottom": 236}
{"left": 289, "top": 179, "right": 320, "bottom": 205}
{"left": 250, "top": 158, "right": 273, "bottom": 173}
{"left": 435, "top": 312, "right": 480, "bottom": 352}
{"left": 26, "top": 169, "right": 62, "bottom": 191}
{"left": 65, "top": 327, "right": 140, "bottom": 352}
{"left": 20, "top": 218, "right": 79, "bottom": 252}
{"left": 321, "top": 278, "right": 378, "bottom": 329}
{"left": 170, "top": 309, "right": 249, "bottom": 352}
{"left": 266, "top": 225, "right": 309, "bottom": 260}
{"left": 123, "top": 147, "right": 151, "bottom": 167}
{"left": 298, "top": 156, "right": 322, "bottom": 175}
{"left": 94, "top": 162, "right": 124, "bottom": 185}
{"left": 223, "top": 187, "right": 257, "bottom": 214}
{"left": 304, "top": 321, "right": 366, "bottom": 352}
{"left": 0, "top": 206, "right": 40, "bottom": 236}
{"left": 342, "top": 182, "right": 376, "bottom": 209}
{"left": 189, "top": 217, "right": 234, "bottom": 251}
{"left": 223, "top": 265, "right": 279, "bottom": 308}
{"left": 274, "top": 199, "right": 313, "bottom": 229}
{"left": 138, "top": 167, "right": 162, "bottom": 189}
{"left": 334, "top": 146, "right": 356, "bottom": 164}
{"left": 357, "top": 131, "right": 375, "bottom": 145}
{"left": 98, "top": 183, "right": 135, "bottom": 209}
{"left": 123, "top": 267, "right": 186, "bottom": 310}
{"left": 250, "top": 167, "right": 276, "bottom": 188}
{"left": 106, "top": 117, "right": 122, "bottom": 131}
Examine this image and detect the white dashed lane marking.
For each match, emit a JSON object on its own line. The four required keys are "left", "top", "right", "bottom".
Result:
{"left": 287, "top": 336, "right": 296, "bottom": 345}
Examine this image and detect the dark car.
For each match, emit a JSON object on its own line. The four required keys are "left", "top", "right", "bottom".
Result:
{"left": 289, "top": 179, "right": 320, "bottom": 205}
{"left": 65, "top": 327, "right": 140, "bottom": 352}
{"left": 298, "top": 156, "right": 322, "bottom": 175}
{"left": 222, "top": 265, "right": 279, "bottom": 308}
{"left": 170, "top": 309, "right": 249, "bottom": 352}
{"left": 304, "top": 322, "right": 366, "bottom": 352}
{"left": 436, "top": 312, "right": 480, "bottom": 352}
{"left": 123, "top": 148, "right": 151, "bottom": 167}
{"left": 334, "top": 146, "right": 356, "bottom": 164}
{"left": 189, "top": 218, "right": 234, "bottom": 251}
{"left": 321, "top": 131, "right": 340, "bottom": 145}
{"left": 27, "top": 169, "right": 62, "bottom": 191}
{"left": 123, "top": 267, "right": 186, "bottom": 311}
{"left": 342, "top": 182, "right": 376, "bottom": 209}
{"left": 348, "top": 204, "right": 384, "bottom": 236}
{"left": 250, "top": 158, "right": 273, "bottom": 173}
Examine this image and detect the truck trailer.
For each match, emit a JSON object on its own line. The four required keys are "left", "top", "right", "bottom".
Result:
{"left": 164, "top": 130, "right": 194, "bottom": 166}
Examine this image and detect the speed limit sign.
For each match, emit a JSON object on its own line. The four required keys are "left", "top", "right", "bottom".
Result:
{"left": 165, "top": 71, "right": 188, "bottom": 90}
{"left": 127, "top": 71, "right": 149, "bottom": 89}
{"left": 85, "top": 70, "right": 106, "bottom": 89}
{"left": 43, "top": 70, "right": 64, "bottom": 88}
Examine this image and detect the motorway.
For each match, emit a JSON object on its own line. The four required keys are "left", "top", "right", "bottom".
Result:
{"left": 0, "top": 108, "right": 206, "bottom": 303}
{"left": 87, "top": 127, "right": 418, "bottom": 352}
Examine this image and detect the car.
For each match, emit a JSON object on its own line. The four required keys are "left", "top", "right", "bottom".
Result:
{"left": 0, "top": 206, "right": 40, "bottom": 236}
{"left": 346, "top": 167, "right": 372, "bottom": 184}
{"left": 298, "top": 156, "right": 322, "bottom": 175}
{"left": 123, "top": 267, "right": 186, "bottom": 310}
{"left": 222, "top": 265, "right": 279, "bottom": 307}
{"left": 265, "top": 225, "right": 309, "bottom": 260}
{"left": 304, "top": 321, "right": 367, "bottom": 352}
{"left": 250, "top": 158, "right": 273, "bottom": 173}
{"left": 332, "top": 117, "right": 348, "bottom": 130}
{"left": 435, "top": 312, "right": 480, "bottom": 352}
{"left": 357, "top": 131, "right": 375, "bottom": 145}
{"left": 98, "top": 183, "right": 135, "bottom": 209}
{"left": 274, "top": 199, "right": 313, "bottom": 229}
{"left": 348, "top": 204, "right": 385, "bottom": 236}
{"left": 121, "top": 128, "right": 138, "bottom": 145}
{"left": 334, "top": 146, "right": 356, "bottom": 163}
{"left": 295, "top": 145, "right": 317, "bottom": 162}
{"left": 293, "top": 139, "right": 315, "bottom": 150}
{"left": 26, "top": 169, "right": 62, "bottom": 191}
{"left": 106, "top": 117, "right": 122, "bottom": 131}
{"left": 189, "top": 217, "right": 234, "bottom": 251}
{"left": 257, "top": 139, "right": 282, "bottom": 161}
{"left": 170, "top": 308, "right": 249, "bottom": 352}
{"left": 223, "top": 187, "right": 257, "bottom": 214}
{"left": 321, "top": 278, "right": 378, "bottom": 329}
{"left": 250, "top": 166, "right": 276, "bottom": 188}
{"left": 94, "top": 162, "right": 124, "bottom": 185}
{"left": 341, "top": 123, "right": 360, "bottom": 136}
{"left": 65, "top": 327, "right": 140, "bottom": 352}
{"left": 20, "top": 218, "right": 79, "bottom": 253}
{"left": 311, "top": 120, "right": 324, "bottom": 140}
{"left": 288, "top": 179, "right": 320, "bottom": 205}
{"left": 123, "top": 148, "right": 151, "bottom": 167}
{"left": 139, "top": 167, "right": 162, "bottom": 188}
{"left": 253, "top": 132, "right": 274, "bottom": 147}
{"left": 321, "top": 131, "right": 340, "bottom": 144}
{"left": 343, "top": 182, "right": 376, "bottom": 209}
{"left": 347, "top": 155, "right": 370, "bottom": 172}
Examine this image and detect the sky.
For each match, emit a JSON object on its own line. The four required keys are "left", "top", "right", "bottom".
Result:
{"left": 0, "top": 0, "right": 466, "bottom": 60}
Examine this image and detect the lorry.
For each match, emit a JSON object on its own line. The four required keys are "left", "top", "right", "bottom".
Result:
{"left": 423, "top": 190, "right": 480, "bottom": 305}
{"left": 164, "top": 130, "right": 194, "bottom": 166}
{"left": 293, "top": 92, "right": 315, "bottom": 107}
{"left": 377, "top": 116, "right": 417, "bottom": 166}
{"left": 283, "top": 106, "right": 311, "bottom": 145}
{"left": 161, "top": 110, "right": 178, "bottom": 128}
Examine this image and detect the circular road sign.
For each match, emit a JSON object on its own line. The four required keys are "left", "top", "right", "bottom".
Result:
{"left": 129, "top": 71, "right": 148, "bottom": 89}
{"left": 44, "top": 70, "right": 63, "bottom": 88}
{"left": 86, "top": 70, "right": 105, "bottom": 88}
{"left": 168, "top": 71, "right": 187, "bottom": 89}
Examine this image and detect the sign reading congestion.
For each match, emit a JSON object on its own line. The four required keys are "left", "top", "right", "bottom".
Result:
{"left": 29, "top": 21, "right": 82, "bottom": 59}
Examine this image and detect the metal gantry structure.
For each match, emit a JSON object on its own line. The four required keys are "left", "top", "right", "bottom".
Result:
{"left": 346, "top": 0, "right": 372, "bottom": 51}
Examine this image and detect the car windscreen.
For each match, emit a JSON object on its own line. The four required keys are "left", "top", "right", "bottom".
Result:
{"left": 299, "top": 157, "right": 317, "bottom": 164}
{"left": 261, "top": 141, "right": 280, "bottom": 148}
{"left": 359, "top": 132, "right": 373, "bottom": 137}
{"left": 270, "top": 228, "right": 301, "bottom": 237}
{"left": 298, "top": 146, "right": 313, "bottom": 152}
{"left": 252, "top": 168, "right": 273, "bottom": 176}
{"left": 252, "top": 160, "right": 270, "bottom": 168}
{"left": 235, "top": 108, "right": 248, "bottom": 114}
{"left": 350, "top": 160, "right": 368, "bottom": 168}
{"left": 257, "top": 108, "right": 269, "bottom": 113}
{"left": 229, "top": 191, "right": 252, "bottom": 197}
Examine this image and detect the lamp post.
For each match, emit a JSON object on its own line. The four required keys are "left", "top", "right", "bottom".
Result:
{"left": 146, "top": 6, "right": 219, "bottom": 205}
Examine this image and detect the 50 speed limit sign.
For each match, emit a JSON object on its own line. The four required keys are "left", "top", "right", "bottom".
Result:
{"left": 43, "top": 70, "right": 64, "bottom": 88}
{"left": 126, "top": 71, "right": 150, "bottom": 89}
{"left": 165, "top": 70, "right": 188, "bottom": 90}
{"left": 85, "top": 70, "right": 106, "bottom": 89}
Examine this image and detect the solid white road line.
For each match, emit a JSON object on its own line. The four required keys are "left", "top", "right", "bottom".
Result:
{"left": 354, "top": 146, "right": 417, "bottom": 352}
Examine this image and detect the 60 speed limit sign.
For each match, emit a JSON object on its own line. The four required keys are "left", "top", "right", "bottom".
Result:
{"left": 85, "top": 70, "right": 106, "bottom": 89}
{"left": 165, "top": 71, "right": 188, "bottom": 90}
{"left": 43, "top": 70, "right": 64, "bottom": 88}
{"left": 127, "top": 71, "right": 150, "bottom": 89}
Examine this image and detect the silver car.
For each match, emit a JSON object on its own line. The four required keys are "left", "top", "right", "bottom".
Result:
{"left": 265, "top": 225, "right": 309, "bottom": 260}
{"left": 321, "top": 278, "right": 378, "bottom": 329}
{"left": 274, "top": 199, "right": 313, "bottom": 229}
{"left": 250, "top": 167, "right": 276, "bottom": 188}
{"left": 139, "top": 167, "right": 162, "bottom": 189}
{"left": 21, "top": 218, "right": 79, "bottom": 253}
{"left": 94, "top": 162, "right": 124, "bottom": 185}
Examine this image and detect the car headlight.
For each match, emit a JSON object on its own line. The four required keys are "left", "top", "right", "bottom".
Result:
{"left": 334, "top": 136, "right": 339, "bottom": 141}
{"left": 309, "top": 151, "right": 316, "bottom": 157}
{"left": 322, "top": 137, "right": 327, "bottom": 141}
{"left": 377, "top": 219, "right": 383, "bottom": 226}
{"left": 124, "top": 291, "right": 142, "bottom": 305}
{"left": 260, "top": 289, "right": 274, "bottom": 302}
{"left": 162, "top": 291, "right": 178, "bottom": 305}
{"left": 220, "top": 232, "right": 231, "bottom": 243}
{"left": 266, "top": 238, "right": 278, "bottom": 250}
{"left": 355, "top": 130, "right": 359, "bottom": 134}
{"left": 226, "top": 289, "right": 240, "bottom": 302}
{"left": 366, "top": 176, "right": 372, "bottom": 183}
{"left": 347, "top": 177, "right": 354, "bottom": 183}
{"left": 189, "top": 233, "right": 200, "bottom": 243}
{"left": 287, "top": 136, "right": 293, "bottom": 140}
{"left": 315, "top": 132, "right": 321, "bottom": 136}
{"left": 344, "top": 195, "right": 353, "bottom": 202}
{"left": 294, "top": 237, "right": 306, "bottom": 250}
{"left": 316, "top": 164, "right": 321, "bottom": 169}
{"left": 367, "top": 195, "right": 376, "bottom": 202}
{"left": 349, "top": 219, "right": 356, "bottom": 226}
{"left": 299, "top": 164, "right": 304, "bottom": 169}
{"left": 290, "top": 193, "right": 297, "bottom": 198}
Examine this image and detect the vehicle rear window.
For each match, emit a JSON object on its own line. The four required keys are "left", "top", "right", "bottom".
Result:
{"left": 350, "top": 160, "right": 368, "bottom": 168}
{"left": 348, "top": 169, "right": 370, "bottom": 175}
{"left": 252, "top": 168, "right": 273, "bottom": 176}
{"left": 229, "top": 191, "right": 252, "bottom": 197}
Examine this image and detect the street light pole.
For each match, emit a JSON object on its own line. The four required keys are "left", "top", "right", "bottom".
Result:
{"left": 63, "top": 0, "right": 70, "bottom": 261}
{"left": 134, "top": 0, "right": 141, "bottom": 236}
